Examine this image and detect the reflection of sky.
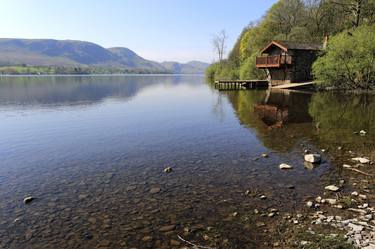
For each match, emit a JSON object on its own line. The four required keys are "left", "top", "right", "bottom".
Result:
{"left": 1, "top": 75, "right": 261, "bottom": 173}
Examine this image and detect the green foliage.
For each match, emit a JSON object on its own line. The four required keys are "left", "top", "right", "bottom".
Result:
{"left": 205, "top": 61, "right": 239, "bottom": 81}
{"left": 207, "top": 0, "right": 375, "bottom": 89}
{"left": 239, "top": 53, "right": 266, "bottom": 80}
{"left": 313, "top": 25, "right": 375, "bottom": 89}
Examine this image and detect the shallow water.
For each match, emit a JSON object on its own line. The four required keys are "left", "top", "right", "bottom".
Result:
{"left": 0, "top": 75, "right": 374, "bottom": 248}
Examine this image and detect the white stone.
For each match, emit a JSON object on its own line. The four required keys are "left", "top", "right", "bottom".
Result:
{"left": 304, "top": 154, "right": 321, "bottom": 163}
{"left": 279, "top": 163, "right": 293, "bottom": 170}
{"left": 352, "top": 157, "right": 370, "bottom": 164}
{"left": 325, "top": 185, "right": 340, "bottom": 192}
{"left": 348, "top": 223, "right": 364, "bottom": 233}
{"left": 352, "top": 191, "right": 359, "bottom": 196}
{"left": 307, "top": 201, "right": 313, "bottom": 208}
{"left": 315, "top": 196, "right": 322, "bottom": 203}
{"left": 343, "top": 164, "right": 352, "bottom": 168}
{"left": 325, "top": 198, "right": 337, "bottom": 205}
{"left": 360, "top": 130, "right": 367, "bottom": 136}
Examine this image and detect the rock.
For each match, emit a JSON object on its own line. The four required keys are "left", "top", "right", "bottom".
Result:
{"left": 315, "top": 196, "right": 322, "bottom": 203}
{"left": 170, "top": 239, "right": 180, "bottom": 246}
{"left": 83, "top": 233, "right": 93, "bottom": 240}
{"left": 256, "top": 222, "right": 265, "bottom": 227}
{"left": 261, "top": 153, "right": 269, "bottom": 158}
{"left": 268, "top": 212, "right": 276, "bottom": 217}
{"left": 306, "top": 201, "right": 314, "bottom": 208}
{"left": 159, "top": 225, "right": 175, "bottom": 232}
{"left": 352, "top": 157, "right": 370, "bottom": 164}
{"left": 360, "top": 130, "right": 367, "bottom": 136}
{"left": 325, "top": 185, "right": 340, "bottom": 192}
{"left": 164, "top": 167, "right": 173, "bottom": 173}
{"left": 287, "top": 185, "right": 295, "bottom": 189}
{"left": 343, "top": 164, "right": 352, "bottom": 168}
{"left": 348, "top": 223, "right": 364, "bottom": 233}
{"left": 352, "top": 191, "right": 359, "bottom": 196}
{"left": 23, "top": 196, "right": 34, "bottom": 204}
{"left": 232, "top": 212, "right": 238, "bottom": 217}
{"left": 304, "top": 154, "right": 321, "bottom": 163}
{"left": 149, "top": 187, "right": 161, "bottom": 194}
{"left": 279, "top": 163, "right": 293, "bottom": 170}
{"left": 359, "top": 194, "right": 367, "bottom": 200}
{"left": 142, "top": 236, "right": 152, "bottom": 242}
{"left": 325, "top": 198, "right": 337, "bottom": 205}
{"left": 254, "top": 209, "right": 259, "bottom": 214}
{"left": 260, "top": 195, "right": 267, "bottom": 199}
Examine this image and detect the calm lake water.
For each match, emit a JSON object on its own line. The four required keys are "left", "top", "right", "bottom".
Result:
{"left": 0, "top": 75, "right": 374, "bottom": 248}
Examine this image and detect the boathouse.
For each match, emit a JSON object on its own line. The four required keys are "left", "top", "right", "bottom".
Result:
{"left": 256, "top": 40, "right": 322, "bottom": 86}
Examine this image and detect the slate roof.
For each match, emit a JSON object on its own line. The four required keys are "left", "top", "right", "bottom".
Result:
{"left": 261, "top": 40, "right": 322, "bottom": 53}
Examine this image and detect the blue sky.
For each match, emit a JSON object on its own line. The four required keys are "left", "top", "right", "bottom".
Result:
{"left": 0, "top": 0, "right": 278, "bottom": 63}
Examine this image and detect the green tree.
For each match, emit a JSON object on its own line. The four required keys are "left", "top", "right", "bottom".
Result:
{"left": 312, "top": 25, "right": 375, "bottom": 89}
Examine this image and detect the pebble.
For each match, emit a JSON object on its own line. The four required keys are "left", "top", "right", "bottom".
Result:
{"left": 304, "top": 154, "right": 321, "bottom": 163}
{"left": 164, "top": 167, "right": 173, "bottom": 173}
{"left": 159, "top": 225, "right": 175, "bottom": 232}
{"left": 325, "top": 185, "right": 340, "bottom": 192}
{"left": 23, "top": 196, "right": 34, "bottom": 204}
{"left": 261, "top": 153, "right": 269, "bottom": 158}
{"left": 306, "top": 201, "right": 313, "bottom": 208}
{"left": 279, "top": 163, "right": 293, "bottom": 170}
{"left": 170, "top": 239, "right": 180, "bottom": 246}
{"left": 260, "top": 195, "right": 267, "bottom": 199}
{"left": 325, "top": 198, "right": 337, "bottom": 205}
{"left": 149, "top": 187, "right": 161, "bottom": 194}
{"left": 352, "top": 157, "right": 370, "bottom": 164}
{"left": 352, "top": 191, "right": 359, "bottom": 196}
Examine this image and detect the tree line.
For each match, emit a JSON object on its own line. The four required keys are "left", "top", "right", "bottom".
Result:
{"left": 207, "top": 0, "right": 375, "bottom": 89}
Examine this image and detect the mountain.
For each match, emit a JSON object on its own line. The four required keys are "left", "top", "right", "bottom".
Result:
{"left": 0, "top": 38, "right": 209, "bottom": 74}
{"left": 161, "top": 61, "right": 209, "bottom": 74}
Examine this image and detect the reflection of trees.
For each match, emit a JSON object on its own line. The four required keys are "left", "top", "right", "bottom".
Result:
{"left": 308, "top": 92, "right": 375, "bottom": 151}
{"left": 0, "top": 75, "right": 203, "bottom": 107}
{"left": 225, "top": 89, "right": 375, "bottom": 154}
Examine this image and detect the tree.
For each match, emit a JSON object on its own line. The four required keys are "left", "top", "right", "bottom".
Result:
{"left": 212, "top": 30, "right": 228, "bottom": 62}
{"left": 313, "top": 25, "right": 375, "bottom": 89}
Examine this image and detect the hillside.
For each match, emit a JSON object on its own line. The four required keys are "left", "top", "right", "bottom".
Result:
{"left": 0, "top": 38, "right": 209, "bottom": 74}
{"left": 161, "top": 60, "right": 209, "bottom": 74}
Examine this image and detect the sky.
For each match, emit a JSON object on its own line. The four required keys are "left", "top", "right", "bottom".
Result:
{"left": 0, "top": 0, "right": 278, "bottom": 63}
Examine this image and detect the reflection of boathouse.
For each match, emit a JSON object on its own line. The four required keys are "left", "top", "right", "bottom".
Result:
{"left": 256, "top": 41, "right": 321, "bottom": 86}
{"left": 254, "top": 90, "right": 313, "bottom": 128}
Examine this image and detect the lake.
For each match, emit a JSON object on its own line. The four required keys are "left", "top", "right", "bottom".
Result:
{"left": 0, "top": 75, "right": 374, "bottom": 248}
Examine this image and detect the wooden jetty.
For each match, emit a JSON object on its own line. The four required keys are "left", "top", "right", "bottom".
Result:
{"left": 214, "top": 80, "right": 269, "bottom": 90}
{"left": 271, "top": 81, "right": 316, "bottom": 90}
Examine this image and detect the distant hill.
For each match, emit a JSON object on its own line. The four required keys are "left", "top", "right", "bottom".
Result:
{"left": 0, "top": 38, "right": 209, "bottom": 74}
{"left": 161, "top": 61, "right": 209, "bottom": 74}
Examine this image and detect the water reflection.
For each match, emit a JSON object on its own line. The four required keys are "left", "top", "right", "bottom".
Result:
{"left": 0, "top": 75, "right": 203, "bottom": 107}
{"left": 1, "top": 76, "right": 374, "bottom": 249}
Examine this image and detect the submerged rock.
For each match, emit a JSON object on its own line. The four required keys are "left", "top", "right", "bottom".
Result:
{"left": 279, "top": 163, "right": 293, "bottom": 170}
{"left": 159, "top": 224, "right": 175, "bottom": 232}
{"left": 149, "top": 187, "right": 161, "bottom": 194}
{"left": 304, "top": 154, "right": 321, "bottom": 163}
{"left": 325, "top": 185, "right": 340, "bottom": 192}
{"left": 23, "top": 196, "right": 34, "bottom": 204}
{"left": 164, "top": 167, "right": 173, "bottom": 173}
{"left": 306, "top": 201, "right": 314, "bottom": 208}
